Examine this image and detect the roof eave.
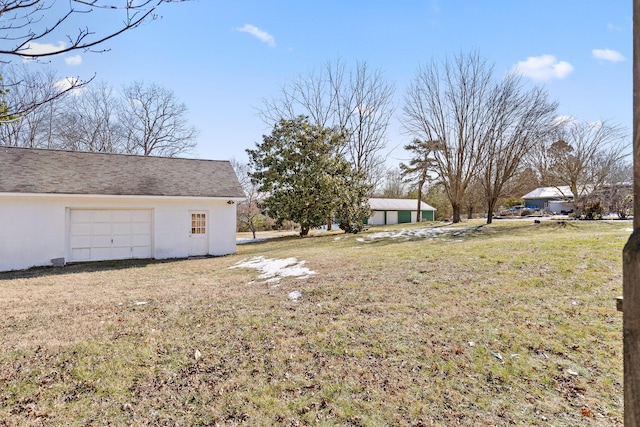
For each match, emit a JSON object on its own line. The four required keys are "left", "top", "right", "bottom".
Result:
{"left": 0, "top": 192, "right": 246, "bottom": 201}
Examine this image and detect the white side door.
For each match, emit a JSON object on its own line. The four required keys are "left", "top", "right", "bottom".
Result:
{"left": 189, "top": 211, "right": 209, "bottom": 256}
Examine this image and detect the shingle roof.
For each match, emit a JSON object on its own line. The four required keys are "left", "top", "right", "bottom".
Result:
{"left": 521, "top": 186, "right": 573, "bottom": 200}
{"left": 0, "top": 147, "right": 246, "bottom": 198}
{"left": 369, "top": 198, "right": 436, "bottom": 211}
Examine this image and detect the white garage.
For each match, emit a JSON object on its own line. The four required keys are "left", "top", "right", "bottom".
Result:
{"left": 68, "top": 209, "right": 153, "bottom": 262}
{"left": 0, "top": 147, "right": 246, "bottom": 272}
{"left": 366, "top": 198, "right": 436, "bottom": 225}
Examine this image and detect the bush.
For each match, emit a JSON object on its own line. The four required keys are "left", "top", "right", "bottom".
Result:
{"left": 584, "top": 200, "right": 605, "bottom": 220}
{"left": 616, "top": 195, "right": 633, "bottom": 220}
{"left": 520, "top": 209, "right": 532, "bottom": 217}
{"left": 503, "top": 197, "right": 525, "bottom": 209}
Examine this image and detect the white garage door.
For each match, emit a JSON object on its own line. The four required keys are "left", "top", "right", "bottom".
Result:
{"left": 368, "top": 211, "right": 385, "bottom": 226}
{"left": 69, "top": 209, "right": 152, "bottom": 262}
{"left": 386, "top": 211, "right": 398, "bottom": 225}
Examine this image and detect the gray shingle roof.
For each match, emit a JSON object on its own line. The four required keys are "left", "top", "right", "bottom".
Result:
{"left": 0, "top": 147, "right": 246, "bottom": 198}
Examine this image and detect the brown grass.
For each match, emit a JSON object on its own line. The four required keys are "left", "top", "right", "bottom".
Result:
{"left": 0, "top": 219, "right": 625, "bottom": 426}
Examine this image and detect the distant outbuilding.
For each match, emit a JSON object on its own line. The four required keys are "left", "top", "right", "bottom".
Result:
{"left": 522, "top": 186, "right": 573, "bottom": 212}
{"left": 0, "top": 147, "right": 245, "bottom": 272}
{"left": 366, "top": 198, "right": 436, "bottom": 225}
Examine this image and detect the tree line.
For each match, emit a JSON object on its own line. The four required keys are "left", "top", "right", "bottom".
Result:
{"left": 239, "top": 52, "right": 629, "bottom": 235}
{"left": 0, "top": 0, "right": 629, "bottom": 232}
{"left": 0, "top": 1, "right": 190, "bottom": 119}
{"left": 0, "top": 66, "right": 197, "bottom": 157}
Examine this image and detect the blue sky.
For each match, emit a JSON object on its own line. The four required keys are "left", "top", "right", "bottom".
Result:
{"left": 27, "top": 1, "right": 633, "bottom": 164}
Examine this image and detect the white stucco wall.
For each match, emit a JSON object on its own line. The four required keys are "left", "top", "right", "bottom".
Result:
{"left": 0, "top": 194, "right": 240, "bottom": 272}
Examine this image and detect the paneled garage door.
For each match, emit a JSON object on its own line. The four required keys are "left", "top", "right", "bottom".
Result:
{"left": 69, "top": 209, "right": 152, "bottom": 262}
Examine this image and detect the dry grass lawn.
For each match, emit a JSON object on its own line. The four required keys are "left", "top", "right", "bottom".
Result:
{"left": 0, "top": 219, "right": 626, "bottom": 426}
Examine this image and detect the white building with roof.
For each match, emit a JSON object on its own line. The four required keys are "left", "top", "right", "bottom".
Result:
{"left": 366, "top": 198, "right": 436, "bottom": 225}
{"left": 0, "top": 147, "right": 245, "bottom": 272}
{"left": 522, "top": 186, "right": 573, "bottom": 212}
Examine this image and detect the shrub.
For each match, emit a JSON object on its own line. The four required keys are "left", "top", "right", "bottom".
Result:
{"left": 584, "top": 200, "right": 605, "bottom": 220}
{"left": 503, "top": 197, "right": 525, "bottom": 209}
{"left": 616, "top": 195, "right": 633, "bottom": 220}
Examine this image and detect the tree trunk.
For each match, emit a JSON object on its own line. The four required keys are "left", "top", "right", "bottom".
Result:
{"left": 624, "top": 3, "right": 640, "bottom": 424}
{"left": 486, "top": 199, "right": 497, "bottom": 224}
{"left": 624, "top": 232, "right": 640, "bottom": 426}
{"left": 416, "top": 188, "right": 423, "bottom": 223}
{"left": 468, "top": 206, "right": 474, "bottom": 220}
{"left": 452, "top": 203, "right": 462, "bottom": 223}
{"left": 249, "top": 219, "right": 256, "bottom": 239}
{"left": 300, "top": 226, "right": 310, "bottom": 237}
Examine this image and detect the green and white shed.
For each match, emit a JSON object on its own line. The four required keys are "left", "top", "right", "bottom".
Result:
{"left": 366, "top": 198, "right": 436, "bottom": 225}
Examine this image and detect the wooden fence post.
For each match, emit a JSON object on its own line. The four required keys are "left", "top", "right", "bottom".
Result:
{"left": 623, "top": 0, "right": 640, "bottom": 424}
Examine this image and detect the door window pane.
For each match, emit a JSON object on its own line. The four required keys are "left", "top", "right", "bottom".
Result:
{"left": 191, "top": 213, "right": 206, "bottom": 234}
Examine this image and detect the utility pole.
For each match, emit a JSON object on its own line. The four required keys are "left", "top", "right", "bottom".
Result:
{"left": 623, "top": 0, "right": 640, "bottom": 424}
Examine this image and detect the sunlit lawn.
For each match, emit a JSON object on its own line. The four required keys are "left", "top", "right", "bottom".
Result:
{"left": 0, "top": 219, "right": 626, "bottom": 426}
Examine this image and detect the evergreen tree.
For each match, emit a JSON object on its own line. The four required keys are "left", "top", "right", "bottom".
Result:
{"left": 247, "top": 116, "right": 368, "bottom": 236}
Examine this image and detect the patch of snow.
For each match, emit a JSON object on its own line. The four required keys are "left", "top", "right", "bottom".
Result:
{"left": 288, "top": 290, "right": 302, "bottom": 301}
{"left": 362, "top": 227, "right": 481, "bottom": 241}
{"left": 134, "top": 301, "right": 148, "bottom": 306}
{"left": 229, "top": 256, "right": 316, "bottom": 283}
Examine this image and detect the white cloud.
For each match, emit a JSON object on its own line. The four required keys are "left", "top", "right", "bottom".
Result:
{"left": 21, "top": 41, "right": 66, "bottom": 57}
{"left": 53, "top": 77, "right": 84, "bottom": 95}
{"left": 65, "top": 55, "right": 83, "bottom": 66}
{"left": 236, "top": 24, "right": 276, "bottom": 47}
{"left": 592, "top": 48, "right": 625, "bottom": 63}
{"left": 514, "top": 54, "right": 574, "bottom": 81}
{"left": 608, "top": 22, "right": 624, "bottom": 32}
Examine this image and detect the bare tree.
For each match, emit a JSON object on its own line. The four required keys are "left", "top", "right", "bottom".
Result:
{"left": 377, "top": 167, "right": 408, "bottom": 198}
{"left": 260, "top": 59, "right": 395, "bottom": 184}
{"left": 505, "top": 166, "right": 540, "bottom": 201}
{"left": 601, "top": 160, "right": 633, "bottom": 218}
{"left": 463, "top": 178, "right": 485, "bottom": 219}
{"left": 479, "top": 74, "right": 558, "bottom": 223}
{"left": 119, "top": 81, "right": 198, "bottom": 156}
{"left": 1, "top": 76, "right": 199, "bottom": 157}
{"left": 0, "top": 1, "right": 188, "bottom": 61}
{"left": 534, "top": 119, "right": 628, "bottom": 214}
{"left": 0, "top": 1, "right": 189, "bottom": 118}
{"left": 0, "top": 64, "right": 69, "bottom": 145}
{"left": 55, "top": 81, "right": 124, "bottom": 152}
{"left": 403, "top": 52, "right": 496, "bottom": 223}
{"left": 230, "top": 158, "right": 262, "bottom": 239}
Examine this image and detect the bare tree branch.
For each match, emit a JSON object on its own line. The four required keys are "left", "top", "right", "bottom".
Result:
{"left": 259, "top": 59, "right": 395, "bottom": 186}
{"left": 0, "top": 1, "right": 189, "bottom": 61}
{"left": 478, "top": 73, "right": 558, "bottom": 223}
{"left": 532, "top": 119, "right": 629, "bottom": 215}
{"left": 119, "top": 81, "right": 198, "bottom": 157}
{"left": 403, "top": 52, "right": 495, "bottom": 223}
